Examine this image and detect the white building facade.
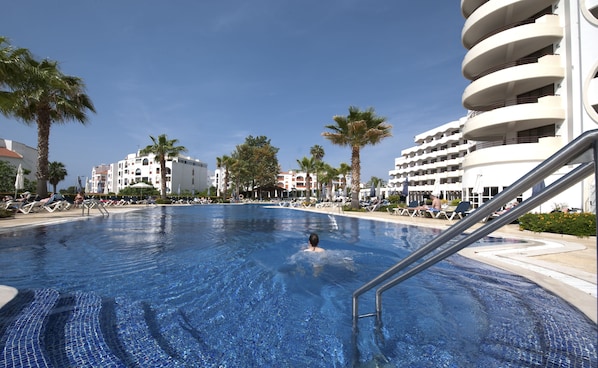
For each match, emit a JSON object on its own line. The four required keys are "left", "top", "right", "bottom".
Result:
{"left": 88, "top": 164, "right": 111, "bottom": 194}
{"left": 459, "top": 0, "right": 597, "bottom": 212}
{"left": 389, "top": 117, "right": 475, "bottom": 204}
{"left": 98, "top": 151, "right": 208, "bottom": 195}
{"left": 0, "top": 138, "right": 37, "bottom": 182}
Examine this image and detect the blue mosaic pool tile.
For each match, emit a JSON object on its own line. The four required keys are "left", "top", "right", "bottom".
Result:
{"left": 64, "top": 291, "right": 125, "bottom": 367}
{"left": 114, "top": 297, "right": 181, "bottom": 367}
{"left": 1, "top": 289, "right": 58, "bottom": 368}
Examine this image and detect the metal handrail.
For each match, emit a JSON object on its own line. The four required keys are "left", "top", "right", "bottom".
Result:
{"left": 352, "top": 129, "right": 598, "bottom": 328}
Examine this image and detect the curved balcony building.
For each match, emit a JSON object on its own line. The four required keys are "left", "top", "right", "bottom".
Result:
{"left": 459, "top": 0, "right": 598, "bottom": 211}
{"left": 389, "top": 117, "right": 474, "bottom": 203}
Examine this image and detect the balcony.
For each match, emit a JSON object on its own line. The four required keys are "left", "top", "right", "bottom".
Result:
{"left": 462, "top": 55, "right": 564, "bottom": 110}
{"left": 462, "top": 136, "right": 563, "bottom": 169}
{"left": 461, "top": 0, "right": 487, "bottom": 19}
{"left": 462, "top": 14, "right": 562, "bottom": 79}
{"left": 462, "top": 0, "right": 554, "bottom": 48}
{"left": 463, "top": 95, "right": 565, "bottom": 140}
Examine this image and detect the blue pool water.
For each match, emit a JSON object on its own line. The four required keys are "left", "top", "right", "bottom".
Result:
{"left": 0, "top": 204, "right": 596, "bottom": 367}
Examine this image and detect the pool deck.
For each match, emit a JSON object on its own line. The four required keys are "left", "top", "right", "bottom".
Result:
{"left": 0, "top": 203, "right": 596, "bottom": 324}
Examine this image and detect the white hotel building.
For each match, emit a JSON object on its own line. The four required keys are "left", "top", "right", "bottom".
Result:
{"left": 389, "top": 117, "right": 475, "bottom": 204}
{"left": 391, "top": 1, "right": 597, "bottom": 212}
{"left": 89, "top": 151, "right": 208, "bottom": 195}
{"left": 460, "top": 0, "right": 597, "bottom": 212}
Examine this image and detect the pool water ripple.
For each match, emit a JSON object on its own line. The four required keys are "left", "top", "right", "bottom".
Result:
{"left": 0, "top": 204, "right": 596, "bottom": 367}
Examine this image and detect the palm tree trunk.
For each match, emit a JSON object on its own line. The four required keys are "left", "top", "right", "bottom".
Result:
{"left": 306, "top": 173, "right": 311, "bottom": 202}
{"left": 351, "top": 146, "right": 361, "bottom": 209}
{"left": 160, "top": 159, "right": 168, "bottom": 200}
{"left": 36, "top": 112, "right": 51, "bottom": 198}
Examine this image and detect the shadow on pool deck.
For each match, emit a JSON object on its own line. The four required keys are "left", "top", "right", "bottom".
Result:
{"left": 0, "top": 203, "right": 596, "bottom": 323}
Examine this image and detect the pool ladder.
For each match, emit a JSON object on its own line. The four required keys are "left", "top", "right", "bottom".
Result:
{"left": 352, "top": 129, "right": 598, "bottom": 329}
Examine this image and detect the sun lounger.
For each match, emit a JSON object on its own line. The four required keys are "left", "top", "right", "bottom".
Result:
{"left": 438, "top": 201, "right": 470, "bottom": 221}
{"left": 43, "top": 200, "right": 72, "bottom": 212}
{"left": 435, "top": 205, "right": 456, "bottom": 220}
{"left": 18, "top": 201, "right": 43, "bottom": 214}
{"left": 366, "top": 202, "right": 381, "bottom": 212}
{"left": 401, "top": 201, "right": 420, "bottom": 216}
{"left": 423, "top": 208, "right": 443, "bottom": 218}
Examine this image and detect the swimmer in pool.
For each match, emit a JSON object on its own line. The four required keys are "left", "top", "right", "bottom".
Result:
{"left": 304, "top": 233, "right": 325, "bottom": 253}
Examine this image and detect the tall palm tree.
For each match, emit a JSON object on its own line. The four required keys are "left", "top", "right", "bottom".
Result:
{"left": 48, "top": 161, "right": 67, "bottom": 194}
{"left": 216, "top": 154, "right": 232, "bottom": 200}
{"left": 0, "top": 51, "right": 95, "bottom": 198}
{"left": 140, "top": 134, "right": 187, "bottom": 200}
{"left": 322, "top": 106, "right": 392, "bottom": 209}
{"left": 296, "top": 156, "right": 317, "bottom": 202}
{"left": 310, "top": 144, "right": 325, "bottom": 199}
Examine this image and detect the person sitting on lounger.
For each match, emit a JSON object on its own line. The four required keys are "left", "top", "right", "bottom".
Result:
{"left": 495, "top": 201, "right": 518, "bottom": 216}
{"left": 304, "top": 233, "right": 325, "bottom": 253}
{"left": 416, "top": 194, "right": 442, "bottom": 213}
{"left": 40, "top": 193, "right": 57, "bottom": 206}
{"left": 74, "top": 191, "right": 85, "bottom": 207}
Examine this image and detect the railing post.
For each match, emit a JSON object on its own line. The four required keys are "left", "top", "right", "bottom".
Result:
{"left": 594, "top": 139, "right": 598, "bottom": 237}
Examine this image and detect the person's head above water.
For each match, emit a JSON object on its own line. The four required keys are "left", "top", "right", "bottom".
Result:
{"left": 309, "top": 233, "right": 319, "bottom": 248}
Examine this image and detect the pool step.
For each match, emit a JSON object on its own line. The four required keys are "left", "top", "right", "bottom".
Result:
{"left": 0, "top": 289, "right": 196, "bottom": 368}
{"left": 0, "top": 289, "right": 59, "bottom": 368}
{"left": 64, "top": 292, "right": 127, "bottom": 367}
{"left": 113, "top": 297, "right": 181, "bottom": 367}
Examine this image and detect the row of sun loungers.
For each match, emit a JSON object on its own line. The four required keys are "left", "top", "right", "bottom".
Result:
{"left": 1, "top": 199, "right": 74, "bottom": 214}
{"left": 391, "top": 201, "right": 471, "bottom": 220}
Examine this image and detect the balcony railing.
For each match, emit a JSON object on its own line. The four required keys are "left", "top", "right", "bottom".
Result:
{"left": 473, "top": 18, "right": 536, "bottom": 46}
{"left": 470, "top": 135, "right": 559, "bottom": 151}
{"left": 471, "top": 55, "right": 550, "bottom": 81}
{"left": 467, "top": 95, "right": 557, "bottom": 115}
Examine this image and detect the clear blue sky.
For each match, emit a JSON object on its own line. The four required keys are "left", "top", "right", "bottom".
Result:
{"left": 2, "top": 1, "right": 468, "bottom": 190}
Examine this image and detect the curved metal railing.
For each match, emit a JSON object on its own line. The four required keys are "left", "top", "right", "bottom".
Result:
{"left": 352, "top": 129, "right": 598, "bottom": 328}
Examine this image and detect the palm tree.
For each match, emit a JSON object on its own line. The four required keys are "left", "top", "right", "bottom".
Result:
{"left": 296, "top": 156, "right": 317, "bottom": 202}
{"left": 0, "top": 37, "right": 31, "bottom": 85}
{"left": 318, "top": 163, "right": 339, "bottom": 201}
{"left": 48, "top": 161, "right": 67, "bottom": 194}
{"left": 310, "top": 144, "right": 325, "bottom": 199}
{"left": 216, "top": 154, "right": 232, "bottom": 200}
{"left": 0, "top": 51, "right": 95, "bottom": 198}
{"left": 140, "top": 134, "right": 187, "bottom": 201}
{"left": 322, "top": 106, "right": 392, "bottom": 209}
{"left": 338, "top": 162, "right": 351, "bottom": 196}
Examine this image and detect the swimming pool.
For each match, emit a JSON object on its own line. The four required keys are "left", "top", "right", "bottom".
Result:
{"left": 0, "top": 205, "right": 596, "bottom": 367}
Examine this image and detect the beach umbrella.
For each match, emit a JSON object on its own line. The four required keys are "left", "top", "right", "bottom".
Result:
{"left": 369, "top": 183, "right": 376, "bottom": 198}
{"left": 532, "top": 180, "right": 546, "bottom": 212}
{"left": 432, "top": 175, "right": 441, "bottom": 198}
{"left": 14, "top": 164, "right": 24, "bottom": 198}
{"left": 473, "top": 174, "right": 483, "bottom": 207}
{"left": 401, "top": 179, "right": 409, "bottom": 199}
{"left": 130, "top": 182, "right": 153, "bottom": 198}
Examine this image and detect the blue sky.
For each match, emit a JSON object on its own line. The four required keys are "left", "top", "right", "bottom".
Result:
{"left": 2, "top": 1, "right": 468, "bottom": 190}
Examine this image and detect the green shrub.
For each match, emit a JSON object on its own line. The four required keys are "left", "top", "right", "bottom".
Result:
{"left": 0, "top": 208, "right": 15, "bottom": 218}
{"left": 450, "top": 199, "right": 461, "bottom": 206}
{"left": 518, "top": 212, "right": 596, "bottom": 237}
{"left": 387, "top": 195, "right": 401, "bottom": 204}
